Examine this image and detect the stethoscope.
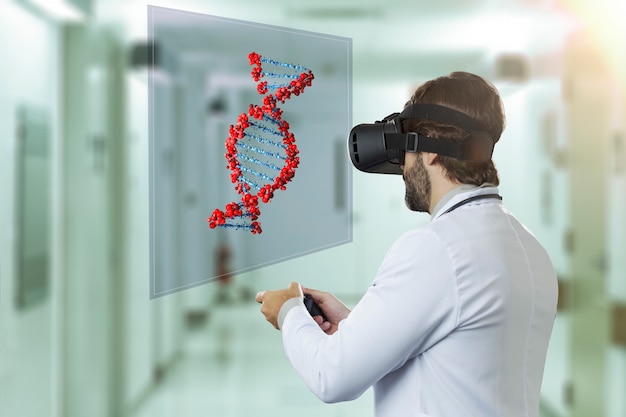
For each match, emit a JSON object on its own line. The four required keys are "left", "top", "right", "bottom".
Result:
{"left": 441, "top": 193, "right": 502, "bottom": 216}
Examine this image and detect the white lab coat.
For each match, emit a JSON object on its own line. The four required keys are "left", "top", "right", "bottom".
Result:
{"left": 279, "top": 186, "right": 558, "bottom": 417}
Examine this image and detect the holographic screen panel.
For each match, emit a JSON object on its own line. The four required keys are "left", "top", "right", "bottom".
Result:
{"left": 148, "top": 6, "right": 352, "bottom": 298}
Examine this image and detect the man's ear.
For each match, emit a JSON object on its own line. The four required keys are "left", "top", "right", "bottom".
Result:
{"left": 423, "top": 152, "right": 439, "bottom": 166}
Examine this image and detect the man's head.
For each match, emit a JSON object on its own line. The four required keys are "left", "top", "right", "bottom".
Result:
{"left": 401, "top": 72, "right": 505, "bottom": 212}
{"left": 402, "top": 72, "right": 505, "bottom": 187}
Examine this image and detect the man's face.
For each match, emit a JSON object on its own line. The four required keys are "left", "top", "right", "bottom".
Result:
{"left": 402, "top": 152, "right": 431, "bottom": 213}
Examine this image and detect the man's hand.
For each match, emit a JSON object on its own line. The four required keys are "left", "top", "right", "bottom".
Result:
{"left": 303, "top": 287, "right": 351, "bottom": 335}
{"left": 255, "top": 282, "right": 303, "bottom": 330}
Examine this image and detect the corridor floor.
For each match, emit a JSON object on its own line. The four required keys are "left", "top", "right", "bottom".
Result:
{"left": 133, "top": 300, "right": 374, "bottom": 417}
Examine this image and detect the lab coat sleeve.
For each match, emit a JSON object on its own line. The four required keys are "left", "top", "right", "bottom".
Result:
{"left": 281, "top": 229, "right": 459, "bottom": 403}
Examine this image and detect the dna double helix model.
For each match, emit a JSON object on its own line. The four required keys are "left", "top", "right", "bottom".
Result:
{"left": 207, "top": 52, "right": 314, "bottom": 234}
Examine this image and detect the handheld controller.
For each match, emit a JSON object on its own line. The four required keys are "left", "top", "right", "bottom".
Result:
{"left": 303, "top": 294, "right": 327, "bottom": 321}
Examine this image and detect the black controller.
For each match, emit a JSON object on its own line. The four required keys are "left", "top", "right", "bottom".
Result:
{"left": 303, "top": 294, "right": 327, "bottom": 321}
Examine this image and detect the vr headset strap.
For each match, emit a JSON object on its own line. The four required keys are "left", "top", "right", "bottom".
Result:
{"left": 385, "top": 133, "right": 462, "bottom": 159}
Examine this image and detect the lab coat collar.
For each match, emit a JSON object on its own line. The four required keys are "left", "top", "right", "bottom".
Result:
{"left": 431, "top": 183, "right": 500, "bottom": 221}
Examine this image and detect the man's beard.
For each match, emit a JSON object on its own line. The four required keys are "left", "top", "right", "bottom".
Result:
{"left": 403, "top": 155, "right": 432, "bottom": 213}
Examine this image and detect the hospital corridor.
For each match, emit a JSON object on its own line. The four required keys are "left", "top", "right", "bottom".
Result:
{"left": 1, "top": 0, "right": 625, "bottom": 416}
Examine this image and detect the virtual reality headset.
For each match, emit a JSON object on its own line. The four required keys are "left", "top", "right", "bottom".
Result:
{"left": 348, "top": 103, "right": 496, "bottom": 174}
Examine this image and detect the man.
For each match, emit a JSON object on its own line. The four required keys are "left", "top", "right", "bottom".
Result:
{"left": 256, "top": 72, "right": 558, "bottom": 417}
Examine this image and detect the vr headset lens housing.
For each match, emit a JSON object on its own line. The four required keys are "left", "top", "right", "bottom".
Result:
{"left": 349, "top": 116, "right": 405, "bottom": 175}
{"left": 348, "top": 104, "right": 496, "bottom": 175}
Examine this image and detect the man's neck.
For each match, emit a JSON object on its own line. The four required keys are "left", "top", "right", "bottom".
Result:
{"left": 429, "top": 179, "right": 463, "bottom": 214}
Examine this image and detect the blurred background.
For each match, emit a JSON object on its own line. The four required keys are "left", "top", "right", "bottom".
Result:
{"left": 0, "top": 0, "right": 624, "bottom": 416}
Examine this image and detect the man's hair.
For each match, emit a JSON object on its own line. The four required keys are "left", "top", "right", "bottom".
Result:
{"left": 402, "top": 72, "right": 505, "bottom": 186}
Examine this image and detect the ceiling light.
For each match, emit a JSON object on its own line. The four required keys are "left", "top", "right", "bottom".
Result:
{"left": 28, "top": 0, "right": 86, "bottom": 22}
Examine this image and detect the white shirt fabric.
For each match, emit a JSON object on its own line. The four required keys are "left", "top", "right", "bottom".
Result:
{"left": 278, "top": 185, "right": 558, "bottom": 417}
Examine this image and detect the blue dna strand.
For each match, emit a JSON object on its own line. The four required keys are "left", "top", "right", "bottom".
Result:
{"left": 207, "top": 52, "right": 314, "bottom": 234}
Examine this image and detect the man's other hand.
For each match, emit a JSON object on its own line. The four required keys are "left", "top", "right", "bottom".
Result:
{"left": 255, "top": 282, "right": 302, "bottom": 330}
